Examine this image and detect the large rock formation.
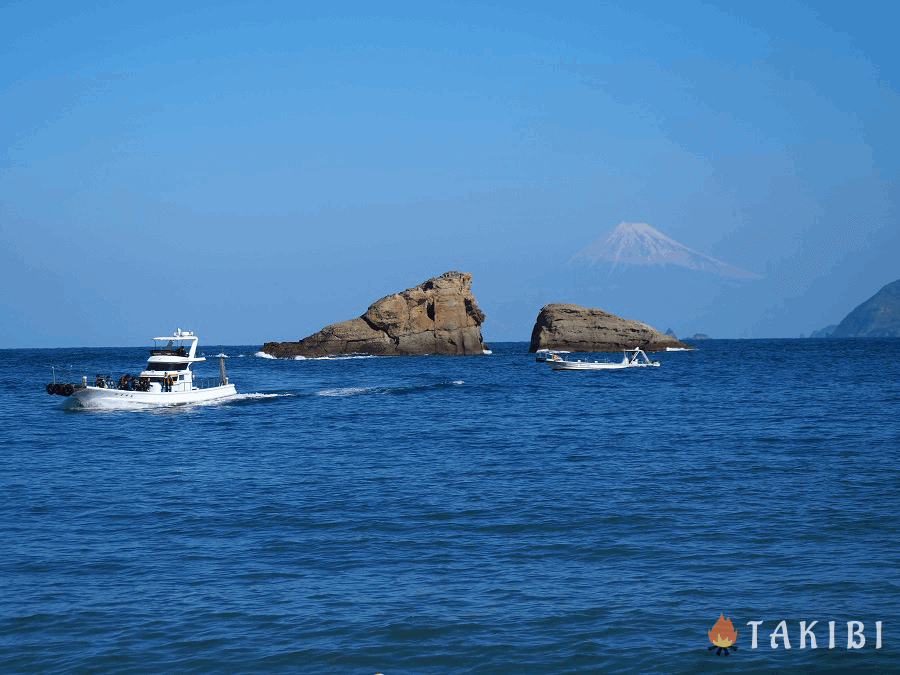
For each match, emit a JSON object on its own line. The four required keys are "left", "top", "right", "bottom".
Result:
{"left": 529, "top": 303, "right": 690, "bottom": 352}
{"left": 830, "top": 279, "right": 900, "bottom": 337}
{"left": 262, "top": 271, "right": 487, "bottom": 357}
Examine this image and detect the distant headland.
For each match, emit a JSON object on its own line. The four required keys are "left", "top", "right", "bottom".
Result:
{"left": 829, "top": 279, "right": 900, "bottom": 338}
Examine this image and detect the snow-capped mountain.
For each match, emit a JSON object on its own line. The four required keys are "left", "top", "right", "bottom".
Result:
{"left": 571, "top": 221, "right": 760, "bottom": 279}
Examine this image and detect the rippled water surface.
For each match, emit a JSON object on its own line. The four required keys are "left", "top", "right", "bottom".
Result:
{"left": 2, "top": 339, "right": 899, "bottom": 673}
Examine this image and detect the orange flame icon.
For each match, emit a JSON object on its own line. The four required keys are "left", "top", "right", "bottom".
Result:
{"left": 708, "top": 613, "right": 737, "bottom": 648}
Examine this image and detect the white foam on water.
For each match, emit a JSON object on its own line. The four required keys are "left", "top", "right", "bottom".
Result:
{"left": 482, "top": 349, "right": 493, "bottom": 355}
{"left": 213, "top": 353, "right": 229, "bottom": 358}
{"left": 255, "top": 351, "right": 378, "bottom": 361}
{"left": 452, "top": 380, "right": 464, "bottom": 385}
{"left": 70, "top": 397, "right": 183, "bottom": 412}
{"left": 312, "top": 354, "right": 379, "bottom": 360}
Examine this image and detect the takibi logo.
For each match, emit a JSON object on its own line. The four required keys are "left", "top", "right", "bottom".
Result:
{"left": 706, "top": 614, "right": 884, "bottom": 655}
{"left": 708, "top": 613, "right": 738, "bottom": 655}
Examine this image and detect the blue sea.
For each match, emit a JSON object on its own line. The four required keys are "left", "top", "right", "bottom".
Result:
{"left": 2, "top": 339, "right": 898, "bottom": 673}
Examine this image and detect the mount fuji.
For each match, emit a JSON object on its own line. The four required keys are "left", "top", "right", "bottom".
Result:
{"left": 571, "top": 222, "right": 761, "bottom": 279}
{"left": 511, "top": 221, "right": 764, "bottom": 341}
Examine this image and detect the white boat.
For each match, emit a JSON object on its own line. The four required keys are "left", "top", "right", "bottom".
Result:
{"left": 548, "top": 348, "right": 660, "bottom": 370}
{"left": 47, "top": 329, "right": 236, "bottom": 407}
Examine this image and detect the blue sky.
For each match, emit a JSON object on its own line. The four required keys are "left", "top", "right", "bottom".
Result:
{"left": 1, "top": 0, "right": 897, "bottom": 346}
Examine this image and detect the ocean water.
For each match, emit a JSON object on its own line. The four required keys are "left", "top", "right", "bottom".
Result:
{"left": 1, "top": 339, "right": 898, "bottom": 674}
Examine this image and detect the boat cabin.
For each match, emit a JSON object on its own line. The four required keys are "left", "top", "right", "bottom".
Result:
{"left": 140, "top": 329, "right": 205, "bottom": 393}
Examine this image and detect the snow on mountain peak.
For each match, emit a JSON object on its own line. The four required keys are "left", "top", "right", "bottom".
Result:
{"left": 571, "top": 221, "right": 760, "bottom": 279}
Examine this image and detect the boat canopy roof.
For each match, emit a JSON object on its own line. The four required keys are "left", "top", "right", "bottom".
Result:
{"left": 151, "top": 328, "right": 198, "bottom": 342}
{"left": 149, "top": 329, "right": 202, "bottom": 361}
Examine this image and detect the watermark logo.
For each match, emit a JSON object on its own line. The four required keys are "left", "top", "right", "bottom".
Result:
{"left": 708, "top": 613, "right": 738, "bottom": 656}
{"left": 705, "top": 615, "right": 884, "bottom": 654}
{"left": 747, "top": 620, "right": 883, "bottom": 649}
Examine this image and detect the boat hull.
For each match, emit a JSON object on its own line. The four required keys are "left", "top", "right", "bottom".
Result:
{"left": 72, "top": 384, "right": 237, "bottom": 408}
{"left": 550, "top": 361, "right": 660, "bottom": 370}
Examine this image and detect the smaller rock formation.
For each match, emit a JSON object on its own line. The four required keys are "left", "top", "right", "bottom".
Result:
{"left": 809, "top": 324, "right": 837, "bottom": 338}
{"left": 529, "top": 304, "right": 690, "bottom": 352}
{"left": 262, "top": 271, "right": 487, "bottom": 357}
{"left": 830, "top": 279, "right": 900, "bottom": 337}
{"left": 689, "top": 333, "right": 711, "bottom": 340}
{"left": 665, "top": 328, "right": 678, "bottom": 339}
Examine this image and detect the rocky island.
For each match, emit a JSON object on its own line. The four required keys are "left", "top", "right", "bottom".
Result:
{"left": 530, "top": 303, "right": 690, "bottom": 352}
{"left": 261, "top": 271, "right": 488, "bottom": 357}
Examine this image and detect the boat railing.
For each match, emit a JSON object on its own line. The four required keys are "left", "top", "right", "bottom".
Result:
{"left": 50, "top": 365, "right": 87, "bottom": 384}
{"left": 193, "top": 376, "right": 227, "bottom": 389}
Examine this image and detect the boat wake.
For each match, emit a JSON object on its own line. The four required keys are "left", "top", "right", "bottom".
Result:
{"left": 229, "top": 392, "right": 296, "bottom": 401}
{"left": 316, "top": 387, "right": 373, "bottom": 397}
{"left": 316, "top": 380, "right": 464, "bottom": 397}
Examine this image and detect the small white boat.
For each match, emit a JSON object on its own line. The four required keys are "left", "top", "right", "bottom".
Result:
{"left": 548, "top": 347, "right": 660, "bottom": 370}
{"left": 46, "top": 329, "right": 236, "bottom": 407}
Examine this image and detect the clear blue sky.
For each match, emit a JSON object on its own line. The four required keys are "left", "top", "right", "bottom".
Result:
{"left": 2, "top": 0, "right": 897, "bottom": 346}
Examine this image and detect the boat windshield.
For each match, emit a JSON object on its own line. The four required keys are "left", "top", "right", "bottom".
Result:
{"left": 145, "top": 362, "right": 189, "bottom": 371}
{"left": 150, "top": 346, "right": 188, "bottom": 356}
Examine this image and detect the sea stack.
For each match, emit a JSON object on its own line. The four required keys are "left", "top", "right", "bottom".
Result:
{"left": 529, "top": 303, "right": 690, "bottom": 352}
{"left": 262, "top": 271, "right": 488, "bottom": 357}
